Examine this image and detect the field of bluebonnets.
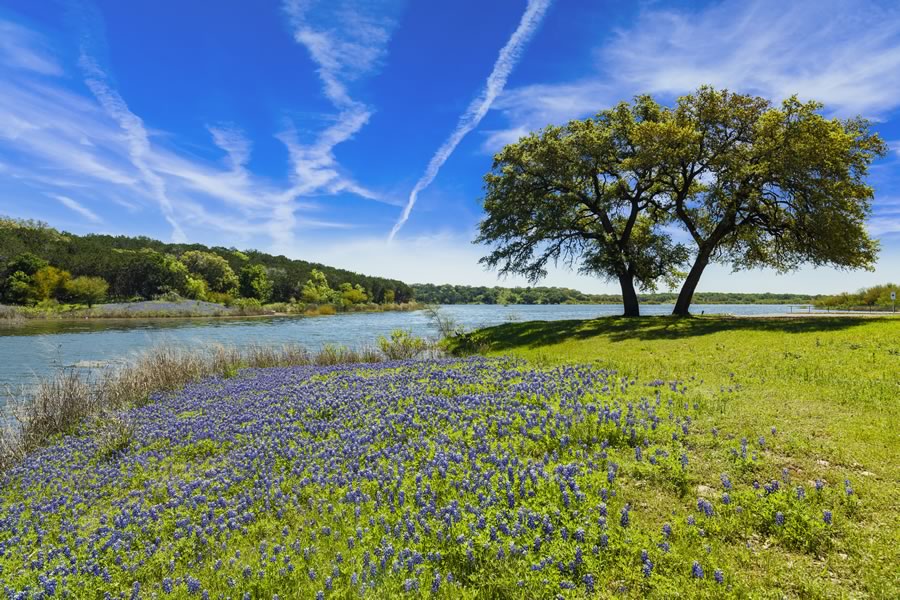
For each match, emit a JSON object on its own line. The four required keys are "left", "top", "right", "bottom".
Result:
{"left": 1, "top": 329, "right": 881, "bottom": 599}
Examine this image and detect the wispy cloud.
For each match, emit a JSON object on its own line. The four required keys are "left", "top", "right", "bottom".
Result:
{"left": 0, "top": 19, "right": 62, "bottom": 75}
{"left": 388, "top": 0, "right": 553, "bottom": 241}
{"left": 52, "top": 194, "right": 102, "bottom": 223}
{"left": 208, "top": 125, "right": 252, "bottom": 174}
{"left": 0, "top": 5, "right": 403, "bottom": 249}
{"left": 280, "top": 0, "right": 402, "bottom": 222}
{"left": 489, "top": 0, "right": 900, "bottom": 152}
{"left": 79, "top": 53, "right": 187, "bottom": 242}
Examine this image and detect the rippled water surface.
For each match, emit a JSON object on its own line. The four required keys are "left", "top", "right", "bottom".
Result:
{"left": 0, "top": 303, "right": 805, "bottom": 403}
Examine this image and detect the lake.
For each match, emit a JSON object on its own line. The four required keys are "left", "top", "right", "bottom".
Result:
{"left": 0, "top": 303, "right": 807, "bottom": 405}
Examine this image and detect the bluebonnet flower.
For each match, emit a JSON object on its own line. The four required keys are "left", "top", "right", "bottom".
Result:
{"left": 823, "top": 510, "right": 832, "bottom": 525}
{"left": 620, "top": 504, "right": 631, "bottom": 528}
{"left": 692, "top": 561, "right": 704, "bottom": 578}
{"left": 775, "top": 512, "right": 785, "bottom": 526}
{"left": 714, "top": 569, "right": 724, "bottom": 584}
{"left": 185, "top": 576, "right": 201, "bottom": 594}
{"left": 431, "top": 573, "right": 441, "bottom": 593}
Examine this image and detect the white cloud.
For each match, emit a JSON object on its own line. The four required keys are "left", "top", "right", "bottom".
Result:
{"left": 389, "top": 0, "right": 553, "bottom": 240}
{"left": 0, "top": 19, "right": 62, "bottom": 75}
{"left": 52, "top": 194, "right": 102, "bottom": 223}
{"left": 489, "top": 0, "right": 900, "bottom": 152}
{"left": 79, "top": 53, "right": 187, "bottom": 242}
{"left": 208, "top": 125, "right": 252, "bottom": 173}
{"left": 0, "top": 9, "right": 401, "bottom": 249}
{"left": 280, "top": 0, "right": 403, "bottom": 227}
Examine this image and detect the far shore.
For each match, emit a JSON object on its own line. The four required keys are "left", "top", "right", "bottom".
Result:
{"left": 2, "top": 300, "right": 896, "bottom": 327}
{"left": 0, "top": 300, "right": 423, "bottom": 324}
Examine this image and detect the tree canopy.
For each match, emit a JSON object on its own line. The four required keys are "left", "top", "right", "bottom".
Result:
{"left": 0, "top": 218, "right": 413, "bottom": 305}
{"left": 644, "top": 87, "right": 885, "bottom": 315}
{"left": 476, "top": 98, "right": 688, "bottom": 316}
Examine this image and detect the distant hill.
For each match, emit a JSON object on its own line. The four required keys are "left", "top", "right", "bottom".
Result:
{"left": 412, "top": 283, "right": 817, "bottom": 305}
{"left": 0, "top": 217, "right": 412, "bottom": 303}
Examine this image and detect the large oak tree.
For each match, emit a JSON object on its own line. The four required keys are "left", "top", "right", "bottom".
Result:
{"left": 644, "top": 87, "right": 885, "bottom": 315}
{"left": 475, "top": 99, "right": 687, "bottom": 317}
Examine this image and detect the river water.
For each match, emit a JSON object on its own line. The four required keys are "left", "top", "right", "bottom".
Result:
{"left": 0, "top": 304, "right": 806, "bottom": 404}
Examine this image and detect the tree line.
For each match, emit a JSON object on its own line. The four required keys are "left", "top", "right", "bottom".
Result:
{"left": 813, "top": 284, "right": 898, "bottom": 311}
{"left": 0, "top": 218, "right": 412, "bottom": 307}
{"left": 476, "top": 86, "right": 885, "bottom": 316}
{"left": 411, "top": 283, "right": 815, "bottom": 306}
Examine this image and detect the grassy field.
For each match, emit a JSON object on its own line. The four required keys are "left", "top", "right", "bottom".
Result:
{"left": 451, "top": 316, "right": 900, "bottom": 597}
{"left": 1, "top": 317, "right": 897, "bottom": 598}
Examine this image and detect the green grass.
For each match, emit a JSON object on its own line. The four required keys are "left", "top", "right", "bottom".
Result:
{"left": 451, "top": 316, "right": 900, "bottom": 597}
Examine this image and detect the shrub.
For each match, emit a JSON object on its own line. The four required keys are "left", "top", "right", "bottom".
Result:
{"left": 378, "top": 329, "right": 427, "bottom": 360}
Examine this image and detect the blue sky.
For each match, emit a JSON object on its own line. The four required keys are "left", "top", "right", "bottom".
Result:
{"left": 1, "top": 0, "right": 898, "bottom": 294}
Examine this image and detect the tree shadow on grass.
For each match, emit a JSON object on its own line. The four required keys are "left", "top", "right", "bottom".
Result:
{"left": 469, "top": 315, "right": 888, "bottom": 351}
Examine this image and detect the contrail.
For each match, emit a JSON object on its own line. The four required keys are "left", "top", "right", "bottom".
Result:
{"left": 388, "top": 0, "right": 552, "bottom": 241}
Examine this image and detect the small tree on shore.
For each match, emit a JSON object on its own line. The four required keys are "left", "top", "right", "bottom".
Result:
{"left": 181, "top": 251, "right": 239, "bottom": 294}
{"left": 300, "top": 269, "right": 334, "bottom": 304}
{"left": 66, "top": 276, "right": 109, "bottom": 307}
{"left": 32, "top": 266, "right": 71, "bottom": 302}
{"left": 239, "top": 265, "right": 273, "bottom": 303}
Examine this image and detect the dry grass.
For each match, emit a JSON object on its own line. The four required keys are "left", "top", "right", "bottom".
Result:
{"left": 0, "top": 305, "right": 26, "bottom": 325}
{"left": 0, "top": 343, "right": 392, "bottom": 469}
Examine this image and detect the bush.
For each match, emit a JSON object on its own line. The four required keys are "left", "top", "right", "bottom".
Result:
{"left": 205, "top": 291, "right": 234, "bottom": 306}
{"left": 183, "top": 276, "right": 208, "bottom": 300}
{"left": 378, "top": 329, "right": 427, "bottom": 360}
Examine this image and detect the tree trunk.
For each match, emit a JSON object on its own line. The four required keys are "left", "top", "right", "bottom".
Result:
{"left": 618, "top": 273, "right": 640, "bottom": 317}
{"left": 673, "top": 248, "right": 711, "bottom": 316}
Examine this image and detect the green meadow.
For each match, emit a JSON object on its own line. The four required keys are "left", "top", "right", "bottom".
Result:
{"left": 451, "top": 316, "right": 900, "bottom": 597}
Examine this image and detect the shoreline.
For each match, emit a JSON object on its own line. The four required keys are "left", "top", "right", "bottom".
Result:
{"left": 0, "top": 301, "right": 423, "bottom": 325}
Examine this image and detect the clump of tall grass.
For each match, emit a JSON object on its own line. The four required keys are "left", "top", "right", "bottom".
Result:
{"left": 0, "top": 305, "right": 26, "bottom": 325}
{"left": 0, "top": 342, "right": 398, "bottom": 469}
